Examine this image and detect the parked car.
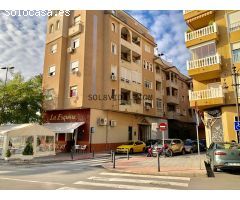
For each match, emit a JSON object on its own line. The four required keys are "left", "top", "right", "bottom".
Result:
{"left": 192, "top": 139, "right": 206, "bottom": 152}
{"left": 152, "top": 139, "right": 185, "bottom": 157}
{"left": 145, "top": 139, "right": 159, "bottom": 152}
{"left": 184, "top": 139, "right": 198, "bottom": 153}
{"left": 116, "top": 141, "right": 146, "bottom": 154}
{"left": 206, "top": 142, "right": 240, "bottom": 172}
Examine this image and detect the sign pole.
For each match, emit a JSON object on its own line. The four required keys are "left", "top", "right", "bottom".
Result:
{"left": 195, "top": 109, "right": 201, "bottom": 170}
{"left": 162, "top": 130, "right": 165, "bottom": 147}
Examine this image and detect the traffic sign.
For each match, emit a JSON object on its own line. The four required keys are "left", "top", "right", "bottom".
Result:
{"left": 234, "top": 121, "right": 240, "bottom": 131}
{"left": 159, "top": 122, "right": 167, "bottom": 131}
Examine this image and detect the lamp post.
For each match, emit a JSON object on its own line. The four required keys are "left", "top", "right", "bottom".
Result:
{"left": 0, "top": 66, "right": 14, "bottom": 124}
{"left": 231, "top": 65, "right": 240, "bottom": 143}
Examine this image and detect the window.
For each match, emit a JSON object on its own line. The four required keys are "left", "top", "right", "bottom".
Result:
{"left": 232, "top": 42, "right": 240, "bottom": 63}
{"left": 45, "top": 89, "right": 54, "bottom": 100}
{"left": 72, "top": 38, "right": 80, "bottom": 49}
{"left": 190, "top": 42, "right": 216, "bottom": 60}
{"left": 156, "top": 66, "right": 160, "bottom": 74}
{"left": 70, "top": 61, "right": 79, "bottom": 72}
{"left": 144, "top": 99, "right": 153, "bottom": 108}
{"left": 156, "top": 98, "right": 162, "bottom": 110}
{"left": 156, "top": 81, "right": 161, "bottom": 91}
{"left": 144, "top": 80, "right": 152, "bottom": 89}
{"left": 228, "top": 11, "right": 240, "bottom": 32}
{"left": 111, "top": 43, "right": 117, "bottom": 55}
{"left": 74, "top": 16, "right": 81, "bottom": 25}
{"left": 128, "top": 126, "right": 133, "bottom": 141}
{"left": 149, "top": 63, "right": 153, "bottom": 72}
{"left": 120, "top": 67, "right": 127, "bottom": 81}
{"left": 176, "top": 108, "right": 180, "bottom": 113}
{"left": 48, "top": 66, "right": 56, "bottom": 76}
{"left": 49, "top": 24, "right": 54, "bottom": 33}
{"left": 50, "top": 44, "right": 57, "bottom": 54}
{"left": 70, "top": 86, "right": 78, "bottom": 97}
{"left": 56, "top": 20, "right": 60, "bottom": 30}
{"left": 183, "top": 109, "right": 187, "bottom": 116}
{"left": 111, "top": 23, "right": 116, "bottom": 32}
{"left": 143, "top": 60, "right": 146, "bottom": 69}
{"left": 144, "top": 44, "right": 150, "bottom": 53}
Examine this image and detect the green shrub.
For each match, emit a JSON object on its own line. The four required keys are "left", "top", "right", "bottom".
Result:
{"left": 6, "top": 149, "right": 11, "bottom": 157}
{"left": 22, "top": 142, "right": 33, "bottom": 155}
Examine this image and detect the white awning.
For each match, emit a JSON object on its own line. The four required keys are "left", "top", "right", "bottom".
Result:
{"left": 43, "top": 122, "right": 85, "bottom": 133}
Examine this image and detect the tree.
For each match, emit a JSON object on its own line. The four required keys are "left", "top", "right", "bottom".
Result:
{"left": 0, "top": 73, "right": 43, "bottom": 124}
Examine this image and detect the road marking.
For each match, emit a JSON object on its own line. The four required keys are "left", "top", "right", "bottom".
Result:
{"left": 88, "top": 176, "right": 188, "bottom": 187}
{"left": 60, "top": 158, "right": 110, "bottom": 165}
{"left": 100, "top": 172, "right": 191, "bottom": 181}
{"left": 74, "top": 181, "right": 172, "bottom": 190}
{"left": 0, "top": 177, "right": 64, "bottom": 186}
{"left": 56, "top": 187, "right": 78, "bottom": 190}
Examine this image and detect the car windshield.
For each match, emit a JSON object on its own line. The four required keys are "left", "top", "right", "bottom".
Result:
{"left": 184, "top": 141, "right": 192, "bottom": 145}
{"left": 123, "top": 142, "right": 134, "bottom": 145}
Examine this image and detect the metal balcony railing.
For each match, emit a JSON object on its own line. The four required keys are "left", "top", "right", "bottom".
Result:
{"left": 233, "top": 53, "right": 240, "bottom": 63}
{"left": 185, "top": 23, "right": 217, "bottom": 42}
{"left": 229, "top": 21, "right": 240, "bottom": 32}
{"left": 189, "top": 87, "right": 223, "bottom": 101}
{"left": 187, "top": 54, "right": 221, "bottom": 70}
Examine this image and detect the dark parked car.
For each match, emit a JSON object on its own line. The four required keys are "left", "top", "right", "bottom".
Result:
{"left": 184, "top": 139, "right": 198, "bottom": 153}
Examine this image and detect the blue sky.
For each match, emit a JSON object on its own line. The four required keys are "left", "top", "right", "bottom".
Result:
{"left": 0, "top": 10, "right": 190, "bottom": 80}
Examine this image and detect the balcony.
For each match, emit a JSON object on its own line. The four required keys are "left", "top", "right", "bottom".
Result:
{"left": 183, "top": 10, "right": 215, "bottom": 30}
{"left": 166, "top": 96, "right": 179, "bottom": 105}
{"left": 229, "top": 21, "right": 240, "bottom": 43}
{"left": 187, "top": 54, "right": 221, "bottom": 81}
{"left": 189, "top": 87, "right": 224, "bottom": 109}
{"left": 185, "top": 23, "right": 218, "bottom": 47}
{"left": 68, "top": 24, "right": 82, "bottom": 37}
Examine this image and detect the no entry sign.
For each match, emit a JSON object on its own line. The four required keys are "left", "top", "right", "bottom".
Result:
{"left": 159, "top": 122, "right": 167, "bottom": 131}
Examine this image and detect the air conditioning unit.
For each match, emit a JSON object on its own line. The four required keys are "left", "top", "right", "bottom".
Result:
{"left": 97, "top": 118, "right": 108, "bottom": 126}
{"left": 110, "top": 120, "right": 117, "bottom": 127}
{"left": 67, "top": 47, "right": 74, "bottom": 53}
{"left": 111, "top": 74, "right": 117, "bottom": 80}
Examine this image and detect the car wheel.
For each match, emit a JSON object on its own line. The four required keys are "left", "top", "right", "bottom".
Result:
{"left": 182, "top": 149, "right": 186, "bottom": 155}
{"left": 130, "top": 148, "right": 133, "bottom": 154}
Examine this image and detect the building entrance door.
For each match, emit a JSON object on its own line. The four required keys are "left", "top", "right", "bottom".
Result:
{"left": 138, "top": 125, "right": 151, "bottom": 142}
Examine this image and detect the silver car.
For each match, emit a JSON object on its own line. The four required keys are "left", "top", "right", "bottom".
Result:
{"left": 206, "top": 142, "right": 240, "bottom": 172}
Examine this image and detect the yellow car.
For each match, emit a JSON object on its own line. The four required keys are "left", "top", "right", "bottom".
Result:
{"left": 116, "top": 141, "right": 146, "bottom": 154}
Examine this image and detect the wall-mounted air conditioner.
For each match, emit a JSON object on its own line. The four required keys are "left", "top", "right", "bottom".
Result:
{"left": 110, "top": 120, "right": 117, "bottom": 127}
{"left": 97, "top": 118, "right": 108, "bottom": 126}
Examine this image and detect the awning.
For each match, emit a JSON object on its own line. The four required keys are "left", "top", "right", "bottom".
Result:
{"left": 43, "top": 122, "right": 85, "bottom": 133}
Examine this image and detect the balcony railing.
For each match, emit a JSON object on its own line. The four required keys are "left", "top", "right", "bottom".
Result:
{"left": 183, "top": 10, "right": 193, "bottom": 14}
{"left": 189, "top": 87, "right": 223, "bottom": 101}
{"left": 187, "top": 54, "right": 221, "bottom": 70}
{"left": 233, "top": 53, "right": 240, "bottom": 63}
{"left": 185, "top": 23, "right": 217, "bottom": 42}
{"left": 230, "top": 21, "right": 240, "bottom": 32}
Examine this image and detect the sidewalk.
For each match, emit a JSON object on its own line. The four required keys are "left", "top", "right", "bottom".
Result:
{"left": 0, "top": 152, "right": 111, "bottom": 165}
{"left": 103, "top": 153, "right": 207, "bottom": 177}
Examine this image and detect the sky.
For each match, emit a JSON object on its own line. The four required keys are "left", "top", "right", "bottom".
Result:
{"left": 0, "top": 10, "right": 190, "bottom": 81}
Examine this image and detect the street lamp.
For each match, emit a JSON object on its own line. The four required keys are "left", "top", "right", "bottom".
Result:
{"left": 0, "top": 66, "right": 14, "bottom": 124}
{"left": 231, "top": 65, "right": 240, "bottom": 143}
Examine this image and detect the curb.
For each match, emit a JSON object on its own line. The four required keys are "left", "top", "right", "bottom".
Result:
{"left": 102, "top": 165, "right": 207, "bottom": 178}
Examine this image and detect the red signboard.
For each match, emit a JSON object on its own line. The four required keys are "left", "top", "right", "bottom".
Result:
{"left": 159, "top": 122, "right": 167, "bottom": 131}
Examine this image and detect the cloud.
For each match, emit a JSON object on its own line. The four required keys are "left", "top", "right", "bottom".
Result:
{"left": 0, "top": 12, "right": 47, "bottom": 81}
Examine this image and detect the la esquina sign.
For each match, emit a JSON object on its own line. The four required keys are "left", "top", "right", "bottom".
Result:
{"left": 49, "top": 114, "right": 77, "bottom": 122}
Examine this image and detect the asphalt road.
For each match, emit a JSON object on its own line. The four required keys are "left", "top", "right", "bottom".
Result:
{"left": 0, "top": 156, "right": 240, "bottom": 190}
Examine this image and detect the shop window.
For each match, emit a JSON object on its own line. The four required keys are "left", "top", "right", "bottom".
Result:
{"left": 58, "top": 133, "right": 65, "bottom": 141}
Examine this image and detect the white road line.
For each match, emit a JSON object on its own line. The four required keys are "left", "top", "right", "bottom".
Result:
{"left": 56, "top": 187, "right": 78, "bottom": 190}
{"left": 61, "top": 159, "right": 110, "bottom": 165}
{"left": 88, "top": 176, "right": 189, "bottom": 187}
{"left": 74, "top": 181, "right": 172, "bottom": 190}
{"left": 0, "top": 177, "right": 64, "bottom": 186}
{"left": 100, "top": 172, "right": 191, "bottom": 181}
{"left": 0, "top": 171, "right": 12, "bottom": 174}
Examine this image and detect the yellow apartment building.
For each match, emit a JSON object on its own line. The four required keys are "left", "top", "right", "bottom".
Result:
{"left": 183, "top": 10, "right": 240, "bottom": 147}
{"left": 42, "top": 10, "right": 195, "bottom": 152}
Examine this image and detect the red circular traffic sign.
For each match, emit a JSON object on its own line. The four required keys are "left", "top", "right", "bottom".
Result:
{"left": 159, "top": 122, "right": 167, "bottom": 131}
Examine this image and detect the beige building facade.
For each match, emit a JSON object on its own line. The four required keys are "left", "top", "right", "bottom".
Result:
{"left": 42, "top": 10, "right": 195, "bottom": 152}
{"left": 183, "top": 10, "right": 240, "bottom": 147}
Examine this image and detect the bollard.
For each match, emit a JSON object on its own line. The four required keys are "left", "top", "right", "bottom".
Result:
{"left": 92, "top": 150, "right": 95, "bottom": 158}
{"left": 157, "top": 152, "right": 160, "bottom": 172}
{"left": 111, "top": 150, "right": 113, "bottom": 163}
{"left": 127, "top": 149, "right": 129, "bottom": 160}
{"left": 113, "top": 151, "right": 116, "bottom": 168}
